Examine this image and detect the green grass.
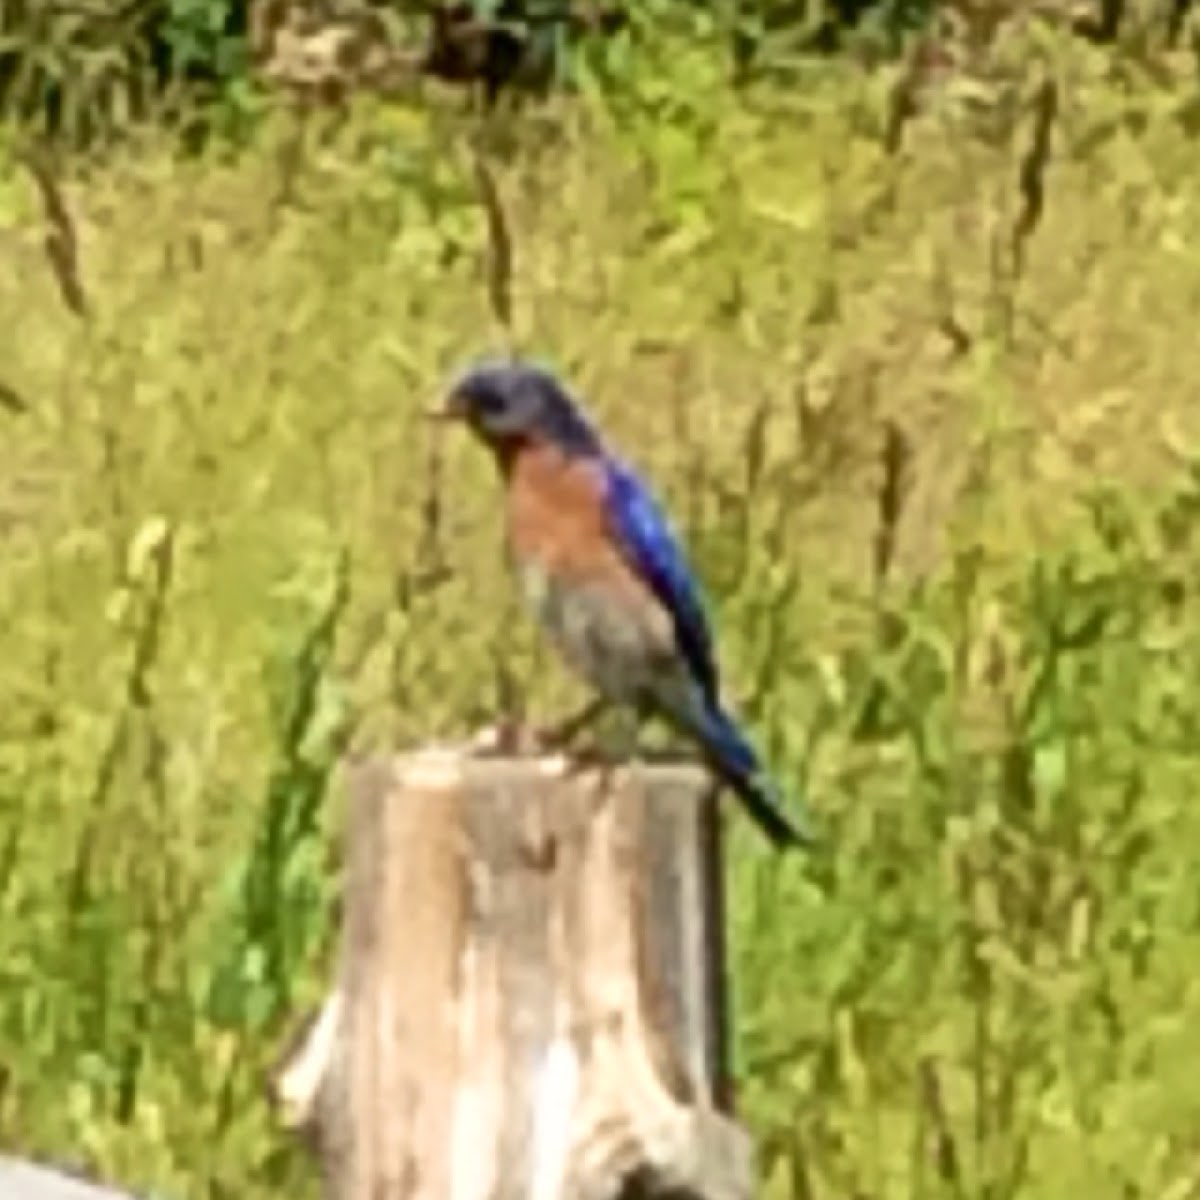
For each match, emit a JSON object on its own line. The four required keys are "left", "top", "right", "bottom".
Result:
{"left": 3, "top": 23, "right": 1200, "bottom": 1199}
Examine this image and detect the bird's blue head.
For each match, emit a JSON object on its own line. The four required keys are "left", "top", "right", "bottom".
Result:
{"left": 440, "top": 358, "right": 601, "bottom": 457}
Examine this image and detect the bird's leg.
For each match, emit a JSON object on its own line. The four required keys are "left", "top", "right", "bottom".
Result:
{"left": 534, "top": 697, "right": 610, "bottom": 754}
{"left": 628, "top": 703, "right": 674, "bottom": 761}
{"left": 560, "top": 704, "right": 643, "bottom": 778}
{"left": 472, "top": 698, "right": 609, "bottom": 759}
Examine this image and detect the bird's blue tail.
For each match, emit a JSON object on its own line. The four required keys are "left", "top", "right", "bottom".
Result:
{"left": 682, "top": 699, "right": 815, "bottom": 850}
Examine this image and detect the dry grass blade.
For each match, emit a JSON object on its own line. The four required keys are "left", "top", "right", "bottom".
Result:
{"left": 473, "top": 154, "right": 514, "bottom": 331}
{"left": 18, "top": 145, "right": 90, "bottom": 320}
{"left": 932, "top": 254, "right": 974, "bottom": 360}
{"left": 0, "top": 380, "right": 30, "bottom": 414}
{"left": 66, "top": 520, "right": 174, "bottom": 915}
{"left": 883, "top": 40, "right": 927, "bottom": 155}
{"left": 1011, "top": 77, "right": 1059, "bottom": 279}
{"left": 873, "top": 419, "right": 913, "bottom": 592}
{"left": 918, "top": 1057, "right": 966, "bottom": 1197}
{"left": 1165, "top": 0, "right": 1195, "bottom": 46}
{"left": 412, "top": 427, "right": 453, "bottom": 595}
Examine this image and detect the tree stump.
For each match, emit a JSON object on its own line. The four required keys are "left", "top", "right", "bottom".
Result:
{"left": 272, "top": 747, "right": 753, "bottom": 1200}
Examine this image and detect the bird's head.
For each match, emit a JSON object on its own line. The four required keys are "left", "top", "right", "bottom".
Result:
{"left": 437, "top": 358, "right": 601, "bottom": 458}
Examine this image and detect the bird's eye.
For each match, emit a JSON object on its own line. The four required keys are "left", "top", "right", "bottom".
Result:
{"left": 474, "top": 390, "right": 508, "bottom": 416}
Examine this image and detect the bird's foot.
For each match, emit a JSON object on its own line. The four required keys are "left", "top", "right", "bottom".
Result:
{"left": 464, "top": 700, "right": 629, "bottom": 775}
{"left": 559, "top": 740, "right": 622, "bottom": 776}
{"left": 534, "top": 698, "right": 609, "bottom": 753}
{"left": 465, "top": 716, "right": 550, "bottom": 757}
{"left": 465, "top": 710, "right": 607, "bottom": 761}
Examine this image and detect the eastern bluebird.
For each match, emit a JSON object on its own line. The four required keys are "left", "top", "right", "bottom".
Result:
{"left": 439, "top": 357, "right": 813, "bottom": 850}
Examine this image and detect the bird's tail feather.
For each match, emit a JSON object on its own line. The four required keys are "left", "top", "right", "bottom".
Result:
{"left": 679, "top": 699, "right": 815, "bottom": 850}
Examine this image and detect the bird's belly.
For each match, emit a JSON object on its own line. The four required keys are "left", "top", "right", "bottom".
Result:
{"left": 518, "top": 561, "right": 660, "bottom": 702}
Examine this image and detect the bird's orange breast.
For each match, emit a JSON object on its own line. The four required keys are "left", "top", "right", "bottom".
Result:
{"left": 502, "top": 439, "right": 678, "bottom": 690}
{"left": 504, "top": 441, "right": 629, "bottom": 589}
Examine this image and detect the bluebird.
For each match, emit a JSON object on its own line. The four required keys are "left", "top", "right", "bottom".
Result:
{"left": 439, "top": 357, "right": 813, "bottom": 850}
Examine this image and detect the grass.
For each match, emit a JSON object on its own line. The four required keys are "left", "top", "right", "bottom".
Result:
{"left": 3, "top": 19, "right": 1200, "bottom": 1199}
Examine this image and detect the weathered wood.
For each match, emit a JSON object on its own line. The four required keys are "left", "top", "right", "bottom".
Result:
{"left": 273, "top": 748, "right": 752, "bottom": 1200}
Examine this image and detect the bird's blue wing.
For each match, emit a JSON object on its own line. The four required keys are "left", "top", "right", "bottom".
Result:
{"left": 602, "top": 457, "right": 720, "bottom": 703}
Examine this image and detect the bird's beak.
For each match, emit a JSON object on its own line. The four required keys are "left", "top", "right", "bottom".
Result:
{"left": 425, "top": 388, "right": 468, "bottom": 424}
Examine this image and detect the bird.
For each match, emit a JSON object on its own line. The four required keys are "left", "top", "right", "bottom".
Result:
{"left": 437, "top": 356, "right": 813, "bottom": 850}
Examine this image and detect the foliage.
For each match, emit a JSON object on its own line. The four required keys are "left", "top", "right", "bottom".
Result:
{"left": 0, "top": 1, "right": 1193, "bottom": 149}
{"left": 3, "top": 14, "right": 1200, "bottom": 1200}
{"left": 0, "top": 0, "right": 252, "bottom": 146}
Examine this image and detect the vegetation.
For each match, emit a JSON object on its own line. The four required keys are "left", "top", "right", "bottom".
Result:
{"left": 3, "top": 3, "right": 1200, "bottom": 1198}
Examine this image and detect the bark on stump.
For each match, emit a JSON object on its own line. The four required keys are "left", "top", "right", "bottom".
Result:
{"left": 273, "top": 748, "right": 752, "bottom": 1200}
